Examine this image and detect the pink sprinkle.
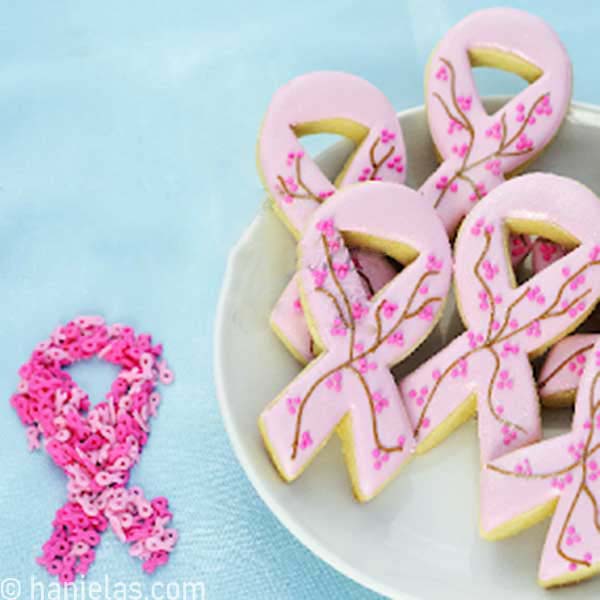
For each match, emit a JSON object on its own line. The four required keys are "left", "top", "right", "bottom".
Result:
{"left": 9, "top": 317, "right": 177, "bottom": 581}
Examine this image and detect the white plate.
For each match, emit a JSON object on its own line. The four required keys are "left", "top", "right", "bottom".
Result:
{"left": 215, "top": 99, "right": 600, "bottom": 599}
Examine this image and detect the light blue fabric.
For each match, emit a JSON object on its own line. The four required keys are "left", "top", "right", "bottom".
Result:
{"left": 1, "top": 1, "right": 599, "bottom": 598}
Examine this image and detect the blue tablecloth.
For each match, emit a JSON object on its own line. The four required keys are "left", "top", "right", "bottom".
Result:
{"left": 1, "top": 1, "right": 599, "bottom": 598}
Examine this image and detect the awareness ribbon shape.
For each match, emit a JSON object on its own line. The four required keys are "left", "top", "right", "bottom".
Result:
{"left": 259, "top": 182, "right": 452, "bottom": 501}
{"left": 258, "top": 71, "right": 407, "bottom": 363}
{"left": 9, "top": 316, "right": 176, "bottom": 584}
{"left": 400, "top": 174, "right": 600, "bottom": 462}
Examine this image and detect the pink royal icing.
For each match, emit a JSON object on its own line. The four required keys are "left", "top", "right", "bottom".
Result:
{"left": 481, "top": 337, "right": 600, "bottom": 587}
{"left": 259, "top": 71, "right": 407, "bottom": 363}
{"left": 422, "top": 8, "right": 572, "bottom": 236}
{"left": 539, "top": 334, "right": 600, "bottom": 403}
{"left": 259, "top": 182, "right": 451, "bottom": 501}
{"left": 399, "top": 174, "right": 600, "bottom": 462}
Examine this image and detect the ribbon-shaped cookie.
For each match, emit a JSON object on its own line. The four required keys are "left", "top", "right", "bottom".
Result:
{"left": 259, "top": 182, "right": 451, "bottom": 501}
{"left": 400, "top": 174, "right": 600, "bottom": 462}
{"left": 258, "top": 71, "right": 407, "bottom": 363}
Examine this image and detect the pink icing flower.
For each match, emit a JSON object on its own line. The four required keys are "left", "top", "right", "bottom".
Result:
{"left": 452, "top": 143, "right": 469, "bottom": 158}
{"left": 373, "top": 392, "right": 389, "bottom": 414}
{"left": 485, "top": 159, "right": 502, "bottom": 177}
{"left": 435, "top": 66, "right": 448, "bottom": 81}
{"left": 311, "top": 268, "right": 327, "bottom": 288}
{"left": 485, "top": 122, "right": 502, "bottom": 139}
{"left": 326, "top": 371, "right": 343, "bottom": 392}
{"left": 515, "top": 133, "right": 534, "bottom": 152}
{"left": 514, "top": 458, "right": 532, "bottom": 476}
{"left": 435, "top": 175, "right": 449, "bottom": 190}
{"left": 468, "top": 182, "right": 487, "bottom": 203}
{"left": 468, "top": 331, "right": 485, "bottom": 349}
{"left": 357, "top": 357, "right": 377, "bottom": 374}
{"left": 419, "top": 305, "right": 435, "bottom": 321}
{"left": 481, "top": 259, "right": 499, "bottom": 281}
{"left": 352, "top": 302, "right": 369, "bottom": 321}
{"left": 526, "top": 320, "right": 542, "bottom": 338}
{"left": 478, "top": 290, "right": 490, "bottom": 311}
{"left": 286, "top": 396, "right": 301, "bottom": 415}
{"left": 318, "top": 190, "right": 335, "bottom": 200}
{"left": 569, "top": 274, "right": 586, "bottom": 291}
{"left": 358, "top": 166, "right": 372, "bottom": 182}
{"left": 427, "top": 253, "right": 444, "bottom": 271}
{"left": 470, "top": 217, "right": 486, "bottom": 237}
{"left": 408, "top": 386, "right": 429, "bottom": 407}
{"left": 457, "top": 95, "right": 472, "bottom": 111}
{"left": 386, "top": 155, "right": 404, "bottom": 172}
{"left": 451, "top": 359, "right": 468, "bottom": 378}
{"left": 501, "top": 342, "right": 520, "bottom": 358}
{"left": 299, "top": 431, "right": 313, "bottom": 450}
{"left": 333, "top": 262, "right": 349, "bottom": 280}
{"left": 448, "top": 119, "right": 464, "bottom": 135}
{"left": 372, "top": 447, "right": 390, "bottom": 470}
{"left": 589, "top": 245, "right": 600, "bottom": 261}
{"left": 316, "top": 218, "right": 336, "bottom": 238}
{"left": 381, "top": 300, "right": 398, "bottom": 319}
{"left": 496, "top": 369, "right": 514, "bottom": 391}
{"left": 502, "top": 423, "right": 518, "bottom": 446}
{"left": 387, "top": 331, "right": 405, "bottom": 347}
{"left": 380, "top": 128, "right": 396, "bottom": 144}
{"left": 526, "top": 286, "right": 546, "bottom": 305}
{"left": 535, "top": 95, "right": 553, "bottom": 116}
{"left": 330, "top": 317, "right": 347, "bottom": 337}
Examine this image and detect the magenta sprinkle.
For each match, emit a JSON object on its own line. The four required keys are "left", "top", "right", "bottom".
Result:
{"left": 10, "top": 316, "right": 176, "bottom": 583}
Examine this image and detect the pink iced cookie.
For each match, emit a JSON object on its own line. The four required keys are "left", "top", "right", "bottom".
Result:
{"left": 532, "top": 237, "right": 567, "bottom": 272}
{"left": 271, "top": 248, "right": 397, "bottom": 362}
{"left": 258, "top": 71, "right": 407, "bottom": 363}
{"left": 259, "top": 182, "right": 451, "bottom": 501}
{"left": 481, "top": 337, "right": 600, "bottom": 588}
{"left": 538, "top": 334, "right": 599, "bottom": 406}
{"left": 422, "top": 8, "right": 572, "bottom": 235}
{"left": 399, "top": 174, "right": 600, "bottom": 463}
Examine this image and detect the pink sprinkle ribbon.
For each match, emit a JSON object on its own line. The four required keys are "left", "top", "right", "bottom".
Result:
{"left": 9, "top": 316, "right": 177, "bottom": 584}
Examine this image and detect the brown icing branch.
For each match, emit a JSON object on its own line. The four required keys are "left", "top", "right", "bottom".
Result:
{"left": 277, "top": 155, "right": 323, "bottom": 204}
{"left": 368, "top": 137, "right": 395, "bottom": 181}
{"left": 316, "top": 287, "right": 349, "bottom": 329}
{"left": 432, "top": 57, "right": 550, "bottom": 209}
{"left": 485, "top": 346, "right": 527, "bottom": 434}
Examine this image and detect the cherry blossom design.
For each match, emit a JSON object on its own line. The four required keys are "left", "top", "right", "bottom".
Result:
{"left": 482, "top": 345, "right": 600, "bottom": 585}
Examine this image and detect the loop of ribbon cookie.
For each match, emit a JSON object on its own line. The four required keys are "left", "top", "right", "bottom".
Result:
{"left": 421, "top": 8, "right": 572, "bottom": 237}
{"left": 259, "top": 182, "right": 452, "bottom": 501}
{"left": 10, "top": 317, "right": 176, "bottom": 583}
